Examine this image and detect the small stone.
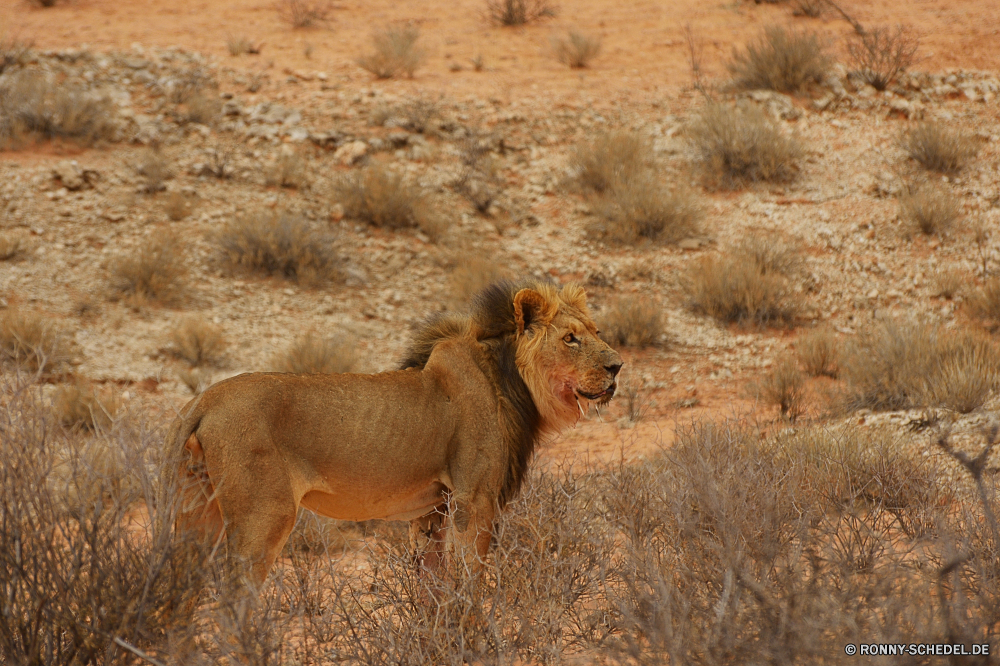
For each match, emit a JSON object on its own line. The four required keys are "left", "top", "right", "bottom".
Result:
{"left": 330, "top": 203, "right": 344, "bottom": 222}
{"left": 866, "top": 288, "right": 879, "bottom": 299}
{"left": 678, "top": 238, "right": 701, "bottom": 251}
{"left": 334, "top": 140, "right": 368, "bottom": 166}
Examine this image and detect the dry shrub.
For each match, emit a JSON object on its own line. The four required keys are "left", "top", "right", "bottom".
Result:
{"left": 933, "top": 268, "right": 965, "bottom": 300}
{"left": 449, "top": 256, "right": 508, "bottom": 306}
{"left": 357, "top": 26, "right": 424, "bottom": 79}
{"left": 454, "top": 133, "right": 503, "bottom": 213}
{"left": 109, "top": 232, "right": 186, "bottom": 306}
{"left": 177, "top": 365, "right": 213, "bottom": 394}
{"left": 0, "top": 32, "right": 32, "bottom": 75}
{"left": 847, "top": 24, "right": 919, "bottom": 91}
{"left": 900, "top": 121, "right": 978, "bottom": 174}
{"left": 728, "top": 25, "right": 829, "bottom": 93}
{"left": 334, "top": 164, "right": 435, "bottom": 234}
{"left": 899, "top": 184, "right": 959, "bottom": 236}
{"left": 164, "top": 190, "right": 197, "bottom": 221}
{"left": 218, "top": 212, "right": 342, "bottom": 286}
{"left": 52, "top": 380, "right": 122, "bottom": 431}
{"left": 840, "top": 318, "right": 1000, "bottom": 413}
{"left": 485, "top": 0, "right": 556, "bottom": 26}
{"left": 0, "top": 234, "right": 24, "bottom": 261}
{"left": 687, "top": 238, "right": 800, "bottom": 327}
{"left": 184, "top": 91, "right": 221, "bottom": 125}
{"left": 593, "top": 177, "right": 702, "bottom": 245}
{"left": 0, "top": 70, "right": 116, "bottom": 148}
{"left": 278, "top": 0, "right": 330, "bottom": 28}
{"left": 227, "top": 34, "right": 261, "bottom": 56}
{"left": 571, "top": 130, "right": 650, "bottom": 194}
{"left": 169, "top": 316, "right": 227, "bottom": 367}
{"left": 617, "top": 372, "right": 649, "bottom": 427}
{"left": 969, "top": 277, "right": 1000, "bottom": 324}
{"left": 688, "top": 101, "right": 802, "bottom": 189}
{"left": 0, "top": 309, "right": 71, "bottom": 373}
{"left": 272, "top": 333, "right": 357, "bottom": 374}
{"left": 797, "top": 326, "right": 839, "bottom": 377}
{"left": 553, "top": 31, "right": 601, "bottom": 68}
{"left": 131, "top": 146, "right": 171, "bottom": 194}
{"left": 600, "top": 296, "right": 663, "bottom": 348}
{"left": 265, "top": 149, "right": 309, "bottom": 189}
{"left": 758, "top": 355, "right": 806, "bottom": 421}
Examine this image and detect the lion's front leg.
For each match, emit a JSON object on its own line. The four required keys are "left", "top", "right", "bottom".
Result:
{"left": 451, "top": 494, "right": 496, "bottom": 573}
{"left": 409, "top": 504, "right": 449, "bottom": 572}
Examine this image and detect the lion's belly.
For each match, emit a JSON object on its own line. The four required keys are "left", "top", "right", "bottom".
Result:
{"left": 299, "top": 479, "right": 449, "bottom": 522}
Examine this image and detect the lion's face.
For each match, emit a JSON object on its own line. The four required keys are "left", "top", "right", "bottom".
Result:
{"left": 512, "top": 285, "right": 623, "bottom": 431}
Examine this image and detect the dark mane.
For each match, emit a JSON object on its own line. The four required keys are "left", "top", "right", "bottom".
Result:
{"left": 399, "top": 279, "right": 546, "bottom": 506}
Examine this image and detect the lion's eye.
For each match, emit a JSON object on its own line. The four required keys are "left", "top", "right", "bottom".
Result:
{"left": 563, "top": 333, "right": 578, "bottom": 345}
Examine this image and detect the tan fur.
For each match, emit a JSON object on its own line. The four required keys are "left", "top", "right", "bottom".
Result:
{"left": 165, "top": 281, "right": 622, "bottom": 585}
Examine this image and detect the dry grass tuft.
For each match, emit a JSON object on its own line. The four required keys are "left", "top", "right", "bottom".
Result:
{"left": 449, "top": 256, "right": 509, "bottom": 306}
{"left": 169, "top": 317, "right": 227, "bottom": 367}
{"left": 616, "top": 372, "right": 650, "bottom": 427}
{"left": 177, "top": 366, "right": 214, "bottom": 394}
{"left": 109, "top": 232, "right": 186, "bottom": 306}
{"left": 840, "top": 318, "right": 1000, "bottom": 413}
{"left": 278, "top": 0, "right": 330, "bottom": 28}
{"left": 52, "top": 380, "right": 122, "bottom": 431}
{"left": 969, "top": 278, "right": 1000, "bottom": 325}
{"left": 357, "top": 26, "right": 424, "bottom": 79}
{"left": 797, "top": 326, "right": 839, "bottom": 378}
{"left": 0, "top": 32, "right": 32, "bottom": 75}
{"left": 485, "top": 0, "right": 557, "bottom": 26}
{"left": 217, "top": 212, "right": 342, "bottom": 286}
{"left": 0, "top": 70, "right": 116, "bottom": 148}
{"left": 226, "top": 34, "right": 262, "bottom": 56}
{"left": 454, "top": 133, "right": 503, "bottom": 213}
{"left": 184, "top": 91, "right": 221, "bottom": 125}
{"left": 273, "top": 333, "right": 357, "bottom": 374}
{"left": 899, "top": 185, "right": 959, "bottom": 236}
{"left": 334, "top": 164, "right": 437, "bottom": 235}
{"left": 552, "top": 31, "right": 601, "bottom": 68}
{"left": 163, "top": 190, "right": 197, "bottom": 221}
{"left": 847, "top": 24, "right": 919, "bottom": 91}
{"left": 687, "top": 238, "right": 800, "bottom": 327}
{"left": 593, "top": 177, "right": 702, "bottom": 245}
{"left": 131, "top": 146, "right": 171, "bottom": 194}
{"left": 729, "top": 25, "right": 829, "bottom": 93}
{"left": 0, "top": 309, "right": 71, "bottom": 373}
{"left": 758, "top": 355, "right": 806, "bottom": 421}
{"left": 265, "top": 148, "right": 309, "bottom": 189}
{"left": 688, "top": 101, "right": 802, "bottom": 189}
{"left": 571, "top": 130, "right": 650, "bottom": 194}
{"left": 600, "top": 296, "right": 663, "bottom": 348}
{"left": 899, "top": 121, "right": 978, "bottom": 174}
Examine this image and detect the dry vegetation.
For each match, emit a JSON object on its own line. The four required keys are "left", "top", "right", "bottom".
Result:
{"left": 599, "top": 296, "right": 664, "bottom": 348}
{"left": 0, "top": 309, "right": 71, "bottom": 373}
{"left": 0, "top": 234, "right": 24, "bottom": 261}
{"left": 571, "top": 130, "right": 649, "bottom": 194}
{"left": 272, "top": 333, "right": 357, "bottom": 374}
{"left": 552, "top": 31, "right": 601, "bottom": 69}
{"left": 217, "top": 212, "right": 343, "bottom": 286}
{"left": 687, "top": 238, "right": 801, "bottom": 327}
{"left": 728, "top": 25, "right": 829, "bottom": 93}
{"left": 758, "top": 354, "right": 806, "bottom": 421}
{"left": 109, "top": 232, "right": 186, "bottom": 306}
{"left": 163, "top": 190, "right": 197, "bottom": 221}
{"left": 335, "top": 164, "right": 441, "bottom": 237}
{"left": 2, "top": 374, "right": 997, "bottom": 664}
{"left": 265, "top": 148, "right": 309, "bottom": 189}
{"left": 797, "top": 326, "right": 840, "bottom": 378}
{"left": 847, "top": 24, "right": 920, "bottom": 91}
{"left": 357, "top": 26, "right": 424, "bottom": 79}
{"left": 485, "top": 0, "right": 557, "bottom": 26}
{"left": 52, "top": 380, "right": 122, "bottom": 431}
{"left": 899, "top": 184, "right": 960, "bottom": 236}
{"left": 278, "top": 0, "right": 331, "bottom": 28}
{"left": 900, "top": 121, "right": 979, "bottom": 174}
{"left": 130, "top": 146, "right": 171, "bottom": 194}
{"left": 169, "top": 317, "right": 227, "bottom": 367}
{"left": 449, "top": 256, "right": 509, "bottom": 306}
{"left": 0, "top": 70, "right": 117, "bottom": 148}
{"left": 688, "top": 101, "right": 802, "bottom": 189}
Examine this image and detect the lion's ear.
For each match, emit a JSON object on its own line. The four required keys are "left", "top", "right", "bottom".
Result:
{"left": 513, "top": 288, "right": 551, "bottom": 337}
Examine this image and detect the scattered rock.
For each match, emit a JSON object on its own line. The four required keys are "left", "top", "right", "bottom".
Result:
{"left": 52, "top": 161, "right": 99, "bottom": 191}
{"left": 334, "top": 140, "right": 368, "bottom": 166}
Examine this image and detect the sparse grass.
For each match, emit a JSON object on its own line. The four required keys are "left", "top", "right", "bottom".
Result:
{"left": 687, "top": 238, "right": 801, "bottom": 327}
{"left": 265, "top": 149, "right": 310, "bottom": 189}
{"left": 571, "top": 130, "right": 650, "bottom": 194}
{"left": 592, "top": 177, "right": 702, "bottom": 245}
{"left": 109, "top": 232, "right": 186, "bottom": 306}
{"left": 728, "top": 25, "right": 829, "bottom": 93}
{"left": 164, "top": 190, "right": 197, "bottom": 220}
{"left": 688, "top": 101, "right": 802, "bottom": 189}
{"left": 617, "top": 372, "right": 649, "bottom": 427}
{"left": 485, "top": 0, "right": 557, "bottom": 26}
{"left": 600, "top": 296, "right": 663, "bottom": 348}
{"left": 184, "top": 91, "right": 221, "bottom": 125}
{"left": 226, "top": 34, "right": 262, "bottom": 56}
{"left": 552, "top": 31, "right": 601, "bottom": 68}
{"left": 131, "top": 146, "right": 171, "bottom": 193}
{"left": 454, "top": 133, "right": 503, "bottom": 213}
{"left": 0, "top": 32, "right": 32, "bottom": 75}
{"left": 0, "top": 70, "right": 116, "bottom": 148}
{"left": 969, "top": 277, "right": 1000, "bottom": 325}
{"left": 357, "top": 26, "right": 424, "bottom": 79}
{"left": 840, "top": 318, "right": 1000, "bottom": 413}
{"left": 218, "top": 212, "right": 342, "bottom": 286}
{"left": 899, "top": 184, "right": 959, "bottom": 236}
{"left": 797, "top": 326, "right": 839, "bottom": 378}
{"left": 52, "top": 380, "right": 122, "bottom": 431}
{"left": 273, "top": 333, "right": 357, "bottom": 374}
{"left": 278, "top": 0, "right": 330, "bottom": 28}
{"left": 759, "top": 355, "right": 806, "bottom": 421}
{"left": 900, "top": 121, "right": 978, "bottom": 174}
{"left": 847, "top": 24, "right": 919, "bottom": 91}
{"left": 334, "top": 164, "right": 434, "bottom": 233}
{"left": 932, "top": 268, "right": 965, "bottom": 300}
{"left": 169, "top": 317, "right": 227, "bottom": 367}
{"left": 0, "top": 234, "right": 24, "bottom": 261}
{"left": 449, "top": 256, "right": 508, "bottom": 306}
{"left": 0, "top": 309, "right": 71, "bottom": 373}
{"left": 177, "top": 366, "right": 213, "bottom": 394}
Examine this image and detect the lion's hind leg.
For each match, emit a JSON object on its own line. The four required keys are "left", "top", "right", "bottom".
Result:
{"left": 175, "top": 433, "right": 225, "bottom": 552}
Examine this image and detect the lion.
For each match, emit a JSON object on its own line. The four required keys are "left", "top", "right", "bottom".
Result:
{"left": 165, "top": 279, "right": 622, "bottom": 585}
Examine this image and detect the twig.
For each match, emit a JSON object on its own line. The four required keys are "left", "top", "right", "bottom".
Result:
{"left": 113, "top": 637, "right": 167, "bottom": 666}
{"left": 934, "top": 425, "right": 1000, "bottom": 545}
{"left": 822, "top": 0, "right": 864, "bottom": 35}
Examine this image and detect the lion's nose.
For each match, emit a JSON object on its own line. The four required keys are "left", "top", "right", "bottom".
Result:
{"left": 605, "top": 362, "right": 622, "bottom": 378}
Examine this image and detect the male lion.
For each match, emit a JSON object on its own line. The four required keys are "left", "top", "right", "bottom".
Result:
{"left": 166, "top": 279, "right": 622, "bottom": 585}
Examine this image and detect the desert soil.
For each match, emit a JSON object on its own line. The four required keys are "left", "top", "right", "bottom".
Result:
{"left": 1, "top": 0, "right": 1000, "bottom": 478}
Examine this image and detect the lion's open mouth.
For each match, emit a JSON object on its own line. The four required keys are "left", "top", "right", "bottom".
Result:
{"left": 575, "top": 383, "right": 616, "bottom": 405}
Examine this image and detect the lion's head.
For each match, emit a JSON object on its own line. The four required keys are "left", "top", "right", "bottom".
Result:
{"left": 508, "top": 283, "right": 622, "bottom": 431}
